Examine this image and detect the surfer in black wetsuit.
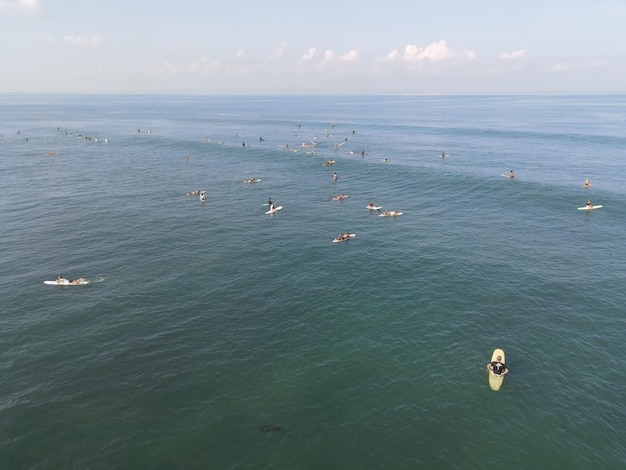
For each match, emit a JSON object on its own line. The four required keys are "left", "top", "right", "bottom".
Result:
{"left": 487, "top": 356, "right": 508, "bottom": 376}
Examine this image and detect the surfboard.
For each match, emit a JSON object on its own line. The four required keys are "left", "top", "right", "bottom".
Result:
{"left": 323, "top": 160, "right": 335, "bottom": 166}
{"left": 379, "top": 212, "right": 403, "bottom": 217}
{"left": 243, "top": 179, "right": 261, "bottom": 183}
{"left": 488, "top": 348, "right": 506, "bottom": 391}
{"left": 265, "top": 206, "right": 283, "bottom": 214}
{"left": 332, "top": 195, "right": 349, "bottom": 201}
{"left": 577, "top": 205, "right": 602, "bottom": 210}
{"left": 366, "top": 206, "right": 382, "bottom": 210}
{"left": 44, "top": 279, "right": 90, "bottom": 286}
{"left": 333, "top": 233, "right": 356, "bottom": 243}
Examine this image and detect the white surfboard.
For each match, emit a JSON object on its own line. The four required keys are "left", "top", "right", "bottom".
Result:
{"left": 577, "top": 205, "right": 602, "bottom": 210}
{"left": 379, "top": 211, "right": 403, "bottom": 217}
{"left": 44, "top": 279, "right": 89, "bottom": 286}
{"left": 265, "top": 206, "right": 283, "bottom": 214}
{"left": 243, "top": 178, "right": 261, "bottom": 183}
{"left": 367, "top": 205, "right": 382, "bottom": 210}
{"left": 332, "top": 195, "right": 349, "bottom": 201}
{"left": 488, "top": 348, "right": 506, "bottom": 391}
{"left": 333, "top": 233, "right": 356, "bottom": 243}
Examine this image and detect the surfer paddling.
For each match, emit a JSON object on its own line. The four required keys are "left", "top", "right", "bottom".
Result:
{"left": 487, "top": 355, "right": 508, "bottom": 376}
{"left": 56, "top": 275, "right": 86, "bottom": 285}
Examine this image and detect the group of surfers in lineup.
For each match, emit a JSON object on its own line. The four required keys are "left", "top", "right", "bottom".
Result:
{"left": 507, "top": 172, "right": 597, "bottom": 209}
{"left": 579, "top": 178, "right": 599, "bottom": 209}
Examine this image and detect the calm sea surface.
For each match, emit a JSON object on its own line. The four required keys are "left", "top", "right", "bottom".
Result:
{"left": 1, "top": 94, "right": 625, "bottom": 469}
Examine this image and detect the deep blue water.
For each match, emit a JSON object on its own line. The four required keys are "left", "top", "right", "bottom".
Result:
{"left": 1, "top": 94, "right": 625, "bottom": 468}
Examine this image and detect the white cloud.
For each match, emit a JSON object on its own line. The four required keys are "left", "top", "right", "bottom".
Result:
{"left": 235, "top": 48, "right": 246, "bottom": 59}
{"left": 188, "top": 56, "right": 220, "bottom": 74}
{"left": 339, "top": 49, "right": 359, "bottom": 62}
{"left": 386, "top": 49, "right": 400, "bottom": 61}
{"left": 323, "top": 50, "right": 335, "bottom": 62}
{"left": 63, "top": 36, "right": 105, "bottom": 48}
{"left": 162, "top": 61, "right": 180, "bottom": 75}
{"left": 404, "top": 40, "right": 456, "bottom": 62}
{"left": 379, "top": 41, "right": 475, "bottom": 64}
{"left": 0, "top": 0, "right": 41, "bottom": 12}
{"left": 270, "top": 42, "right": 288, "bottom": 60}
{"left": 498, "top": 49, "right": 528, "bottom": 60}
{"left": 550, "top": 60, "right": 607, "bottom": 72}
{"left": 302, "top": 47, "right": 317, "bottom": 61}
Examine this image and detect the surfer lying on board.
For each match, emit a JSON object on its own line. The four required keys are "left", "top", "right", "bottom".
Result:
{"left": 487, "top": 355, "right": 508, "bottom": 376}
{"left": 57, "top": 276, "right": 85, "bottom": 285}
{"left": 335, "top": 232, "right": 351, "bottom": 241}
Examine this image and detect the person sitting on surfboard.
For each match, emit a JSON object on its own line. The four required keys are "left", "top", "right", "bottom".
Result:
{"left": 267, "top": 197, "right": 273, "bottom": 206}
{"left": 583, "top": 178, "right": 591, "bottom": 188}
{"left": 509, "top": 170, "right": 515, "bottom": 179}
{"left": 487, "top": 355, "right": 508, "bottom": 376}
{"left": 57, "top": 275, "right": 69, "bottom": 284}
{"left": 586, "top": 199, "right": 592, "bottom": 208}
{"left": 369, "top": 201, "right": 375, "bottom": 207}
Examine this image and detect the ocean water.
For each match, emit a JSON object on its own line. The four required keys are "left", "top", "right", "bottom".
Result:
{"left": 1, "top": 94, "right": 625, "bottom": 469}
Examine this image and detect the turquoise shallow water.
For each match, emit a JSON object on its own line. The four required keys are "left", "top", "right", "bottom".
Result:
{"left": 1, "top": 94, "right": 625, "bottom": 468}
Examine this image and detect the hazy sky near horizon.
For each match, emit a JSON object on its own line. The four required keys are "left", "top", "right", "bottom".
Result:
{"left": 1, "top": 0, "right": 625, "bottom": 94}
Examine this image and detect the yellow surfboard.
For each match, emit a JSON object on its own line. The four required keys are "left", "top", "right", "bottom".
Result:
{"left": 488, "top": 348, "right": 506, "bottom": 391}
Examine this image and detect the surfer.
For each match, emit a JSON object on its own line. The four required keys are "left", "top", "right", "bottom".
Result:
{"left": 586, "top": 199, "right": 593, "bottom": 209}
{"left": 509, "top": 170, "right": 515, "bottom": 179}
{"left": 335, "top": 232, "right": 350, "bottom": 241}
{"left": 583, "top": 178, "right": 591, "bottom": 188}
{"left": 267, "top": 197, "right": 273, "bottom": 206}
{"left": 487, "top": 355, "right": 508, "bottom": 376}
{"left": 369, "top": 201, "right": 375, "bottom": 208}
{"left": 57, "top": 275, "right": 68, "bottom": 284}
{"left": 333, "top": 172, "right": 337, "bottom": 181}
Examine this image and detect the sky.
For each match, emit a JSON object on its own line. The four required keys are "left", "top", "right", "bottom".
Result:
{"left": 1, "top": 0, "right": 625, "bottom": 94}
